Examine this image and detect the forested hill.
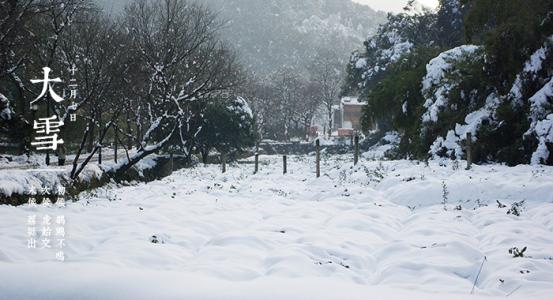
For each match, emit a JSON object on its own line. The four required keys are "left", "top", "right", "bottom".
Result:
{"left": 200, "top": 0, "right": 386, "bottom": 77}
{"left": 344, "top": 0, "right": 553, "bottom": 166}
{"left": 97, "top": 0, "right": 386, "bottom": 77}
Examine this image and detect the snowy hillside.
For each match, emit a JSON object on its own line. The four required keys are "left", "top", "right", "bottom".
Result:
{"left": 1, "top": 155, "right": 552, "bottom": 299}
{"left": 95, "top": 0, "right": 386, "bottom": 76}
{"left": 200, "top": 0, "right": 386, "bottom": 76}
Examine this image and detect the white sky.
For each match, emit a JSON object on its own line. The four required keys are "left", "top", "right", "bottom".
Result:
{"left": 352, "top": 0, "right": 440, "bottom": 13}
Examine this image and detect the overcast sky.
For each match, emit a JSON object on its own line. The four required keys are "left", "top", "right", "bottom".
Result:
{"left": 352, "top": 0, "right": 439, "bottom": 13}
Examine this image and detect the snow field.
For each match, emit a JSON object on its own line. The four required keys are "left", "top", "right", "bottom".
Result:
{"left": 0, "top": 155, "right": 552, "bottom": 299}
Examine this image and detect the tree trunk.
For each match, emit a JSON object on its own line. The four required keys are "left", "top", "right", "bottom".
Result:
{"left": 112, "top": 125, "right": 177, "bottom": 177}
{"left": 328, "top": 110, "right": 333, "bottom": 138}
{"left": 87, "top": 120, "right": 95, "bottom": 153}
{"left": 114, "top": 125, "right": 118, "bottom": 164}
{"left": 126, "top": 108, "right": 132, "bottom": 150}
{"left": 201, "top": 147, "right": 210, "bottom": 165}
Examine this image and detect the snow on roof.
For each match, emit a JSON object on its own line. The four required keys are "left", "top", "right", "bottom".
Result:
{"left": 341, "top": 96, "right": 363, "bottom": 106}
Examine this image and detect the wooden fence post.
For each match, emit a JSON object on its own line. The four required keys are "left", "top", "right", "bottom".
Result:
{"left": 114, "top": 126, "right": 118, "bottom": 164}
{"left": 98, "top": 115, "right": 103, "bottom": 165}
{"left": 283, "top": 155, "right": 287, "bottom": 174}
{"left": 98, "top": 145, "right": 102, "bottom": 165}
{"left": 316, "top": 139, "right": 320, "bottom": 178}
{"left": 222, "top": 153, "right": 227, "bottom": 173}
{"left": 169, "top": 152, "right": 174, "bottom": 172}
{"left": 466, "top": 132, "right": 472, "bottom": 170}
{"left": 254, "top": 153, "right": 259, "bottom": 174}
{"left": 354, "top": 135, "right": 359, "bottom": 166}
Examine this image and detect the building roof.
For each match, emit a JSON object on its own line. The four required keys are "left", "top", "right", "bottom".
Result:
{"left": 341, "top": 96, "right": 364, "bottom": 106}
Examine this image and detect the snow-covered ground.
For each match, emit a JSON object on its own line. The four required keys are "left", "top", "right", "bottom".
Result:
{"left": 1, "top": 155, "right": 552, "bottom": 299}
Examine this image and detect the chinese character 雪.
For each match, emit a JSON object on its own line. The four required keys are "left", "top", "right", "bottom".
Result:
{"left": 31, "top": 116, "right": 64, "bottom": 151}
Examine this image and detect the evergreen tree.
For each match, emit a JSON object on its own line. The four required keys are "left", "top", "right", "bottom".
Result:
{"left": 196, "top": 96, "right": 256, "bottom": 163}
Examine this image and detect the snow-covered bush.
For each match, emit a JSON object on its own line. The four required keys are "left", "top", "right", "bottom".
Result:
{"left": 343, "top": 7, "right": 439, "bottom": 96}
{"left": 518, "top": 36, "right": 553, "bottom": 165}
{"left": 421, "top": 45, "right": 481, "bottom": 124}
{"left": 422, "top": 46, "right": 500, "bottom": 159}
{"left": 0, "top": 93, "right": 12, "bottom": 121}
{"left": 196, "top": 96, "right": 256, "bottom": 163}
{"left": 529, "top": 115, "right": 553, "bottom": 165}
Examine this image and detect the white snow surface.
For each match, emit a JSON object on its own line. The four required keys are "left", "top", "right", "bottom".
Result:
{"left": 0, "top": 151, "right": 159, "bottom": 197}
{"left": 362, "top": 132, "right": 400, "bottom": 160}
{"left": 0, "top": 164, "right": 102, "bottom": 197}
{"left": 1, "top": 155, "right": 553, "bottom": 299}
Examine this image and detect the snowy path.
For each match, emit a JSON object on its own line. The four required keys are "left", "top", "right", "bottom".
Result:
{"left": 1, "top": 155, "right": 552, "bottom": 299}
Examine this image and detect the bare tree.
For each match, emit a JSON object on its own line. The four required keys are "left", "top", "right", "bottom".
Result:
{"left": 271, "top": 68, "right": 303, "bottom": 141}
{"left": 240, "top": 76, "right": 274, "bottom": 143}
{"left": 113, "top": 0, "right": 242, "bottom": 174}
{"left": 308, "top": 49, "right": 344, "bottom": 137}
{"left": 295, "top": 81, "right": 321, "bottom": 141}
{"left": 61, "top": 8, "right": 129, "bottom": 179}
{"left": 1, "top": 0, "right": 249, "bottom": 177}
{"left": 0, "top": 0, "right": 36, "bottom": 78}
{"left": 1, "top": 0, "right": 88, "bottom": 136}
